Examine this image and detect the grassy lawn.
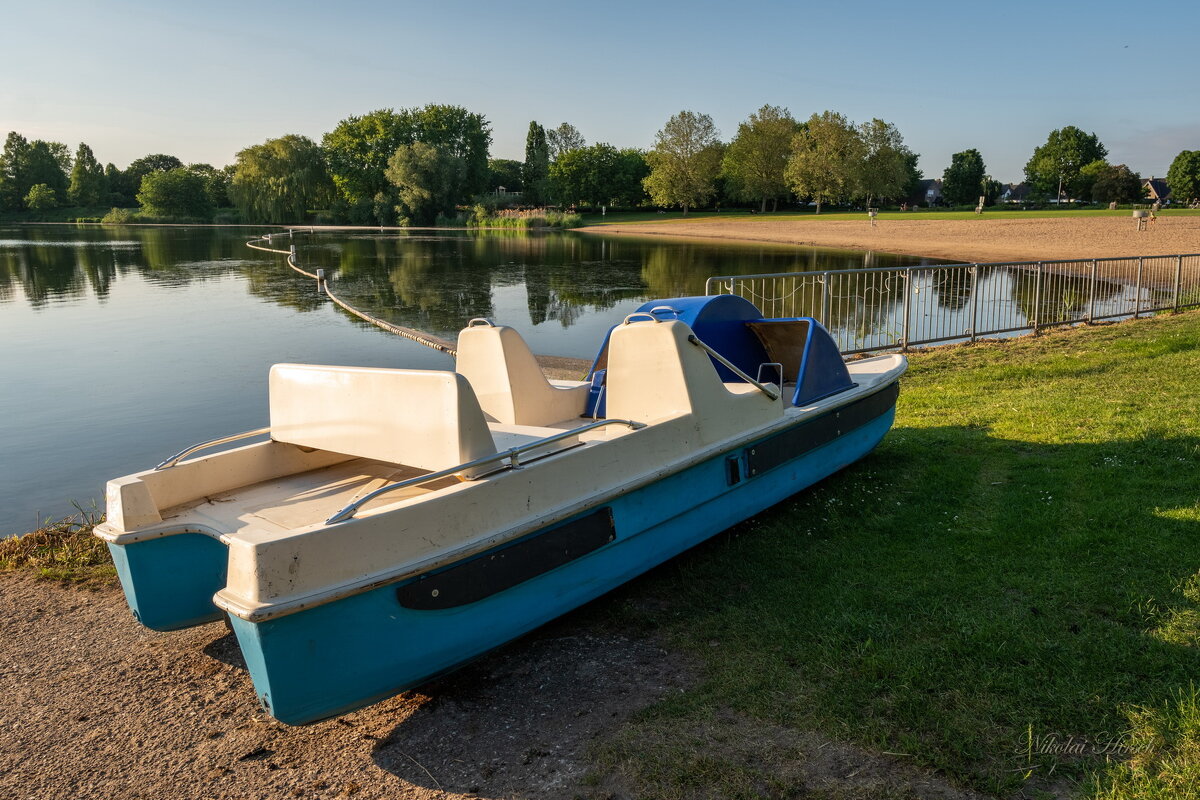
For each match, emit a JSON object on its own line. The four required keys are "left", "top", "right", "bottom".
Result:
{"left": 4, "top": 309, "right": 1199, "bottom": 797}
{"left": 590, "top": 311, "right": 1200, "bottom": 798}
{"left": 579, "top": 208, "right": 1200, "bottom": 226}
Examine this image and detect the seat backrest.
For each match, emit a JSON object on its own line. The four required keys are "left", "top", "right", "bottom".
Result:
{"left": 269, "top": 365, "right": 496, "bottom": 472}
{"left": 604, "top": 318, "right": 782, "bottom": 443}
{"left": 456, "top": 323, "right": 589, "bottom": 425}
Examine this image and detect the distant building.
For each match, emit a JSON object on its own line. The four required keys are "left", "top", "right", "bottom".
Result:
{"left": 999, "top": 182, "right": 1032, "bottom": 204}
{"left": 1143, "top": 178, "right": 1170, "bottom": 204}
{"left": 907, "top": 179, "right": 943, "bottom": 207}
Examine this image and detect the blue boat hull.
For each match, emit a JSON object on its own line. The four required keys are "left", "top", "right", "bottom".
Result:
{"left": 229, "top": 395, "right": 897, "bottom": 725}
{"left": 108, "top": 532, "right": 227, "bottom": 631}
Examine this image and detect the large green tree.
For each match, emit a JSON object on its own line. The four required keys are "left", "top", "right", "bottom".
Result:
{"left": 643, "top": 110, "right": 724, "bottom": 214}
{"left": 323, "top": 106, "right": 491, "bottom": 222}
{"left": 186, "top": 163, "right": 233, "bottom": 208}
{"left": 68, "top": 143, "right": 106, "bottom": 206}
{"left": 385, "top": 142, "right": 466, "bottom": 225}
{"left": 857, "top": 118, "right": 912, "bottom": 206}
{"left": 901, "top": 151, "right": 923, "bottom": 200}
{"left": 1024, "top": 126, "right": 1107, "bottom": 200}
{"left": 1073, "top": 159, "right": 1109, "bottom": 202}
{"left": 550, "top": 143, "right": 648, "bottom": 208}
{"left": 1090, "top": 164, "right": 1143, "bottom": 204}
{"left": 1167, "top": 150, "right": 1200, "bottom": 204}
{"left": 0, "top": 132, "right": 31, "bottom": 209}
{"left": 104, "top": 163, "right": 137, "bottom": 206}
{"left": 230, "top": 135, "right": 332, "bottom": 223}
{"left": 137, "top": 167, "right": 211, "bottom": 218}
{"left": 323, "top": 109, "right": 417, "bottom": 220}
{"left": 487, "top": 158, "right": 523, "bottom": 193}
{"left": 0, "top": 133, "right": 73, "bottom": 209}
{"left": 410, "top": 104, "right": 491, "bottom": 196}
{"left": 523, "top": 122, "right": 550, "bottom": 205}
{"left": 784, "top": 111, "right": 862, "bottom": 214}
{"left": 941, "top": 149, "right": 987, "bottom": 205}
{"left": 547, "top": 122, "right": 585, "bottom": 161}
{"left": 721, "top": 104, "right": 798, "bottom": 212}
{"left": 125, "top": 153, "right": 183, "bottom": 193}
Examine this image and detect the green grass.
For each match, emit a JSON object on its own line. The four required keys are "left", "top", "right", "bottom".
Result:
{"left": 578, "top": 207, "right": 1200, "bottom": 226}
{"left": 0, "top": 205, "right": 121, "bottom": 223}
{"left": 0, "top": 508, "right": 115, "bottom": 585}
{"left": 588, "top": 311, "right": 1200, "bottom": 799}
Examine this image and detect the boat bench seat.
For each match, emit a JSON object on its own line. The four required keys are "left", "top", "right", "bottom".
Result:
{"left": 269, "top": 364, "right": 497, "bottom": 475}
{"left": 456, "top": 323, "right": 590, "bottom": 426}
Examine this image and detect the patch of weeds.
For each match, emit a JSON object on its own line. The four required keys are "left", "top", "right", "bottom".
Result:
{"left": 0, "top": 505, "right": 115, "bottom": 586}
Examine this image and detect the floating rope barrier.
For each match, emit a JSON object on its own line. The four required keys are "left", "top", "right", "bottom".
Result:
{"left": 247, "top": 230, "right": 458, "bottom": 356}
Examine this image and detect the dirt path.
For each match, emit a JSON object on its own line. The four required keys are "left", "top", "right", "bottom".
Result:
{"left": 0, "top": 574, "right": 686, "bottom": 800}
{"left": 1, "top": 573, "right": 1002, "bottom": 799}
{"left": 578, "top": 215, "right": 1200, "bottom": 264}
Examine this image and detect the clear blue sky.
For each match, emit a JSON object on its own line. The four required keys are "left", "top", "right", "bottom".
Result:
{"left": 3, "top": 0, "right": 1197, "bottom": 183}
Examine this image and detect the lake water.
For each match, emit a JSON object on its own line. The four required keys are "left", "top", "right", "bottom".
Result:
{"left": 0, "top": 224, "right": 938, "bottom": 536}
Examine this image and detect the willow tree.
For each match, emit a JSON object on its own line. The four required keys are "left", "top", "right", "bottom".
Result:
{"left": 785, "top": 111, "right": 862, "bottom": 214}
{"left": 230, "top": 135, "right": 333, "bottom": 223}
{"left": 722, "top": 105, "right": 798, "bottom": 212}
{"left": 643, "top": 110, "right": 724, "bottom": 215}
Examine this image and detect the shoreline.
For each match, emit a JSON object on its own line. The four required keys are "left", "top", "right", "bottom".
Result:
{"left": 575, "top": 216, "right": 1200, "bottom": 264}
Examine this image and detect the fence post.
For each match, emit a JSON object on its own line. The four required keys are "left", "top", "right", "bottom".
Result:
{"left": 968, "top": 266, "right": 979, "bottom": 342}
{"left": 820, "top": 273, "right": 830, "bottom": 327}
{"left": 1087, "top": 259, "right": 1097, "bottom": 323}
{"left": 1134, "top": 257, "right": 1143, "bottom": 318}
{"left": 901, "top": 268, "right": 912, "bottom": 351}
{"left": 1173, "top": 255, "right": 1183, "bottom": 312}
{"left": 1029, "top": 263, "right": 1041, "bottom": 334}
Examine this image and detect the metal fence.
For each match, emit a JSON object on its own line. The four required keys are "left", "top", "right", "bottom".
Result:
{"left": 705, "top": 254, "right": 1200, "bottom": 355}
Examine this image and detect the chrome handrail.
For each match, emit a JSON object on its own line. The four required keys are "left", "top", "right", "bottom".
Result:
{"left": 324, "top": 417, "right": 647, "bottom": 524}
{"left": 687, "top": 334, "right": 781, "bottom": 401}
{"left": 155, "top": 427, "right": 272, "bottom": 470}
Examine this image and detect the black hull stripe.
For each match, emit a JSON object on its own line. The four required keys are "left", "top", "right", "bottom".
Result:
{"left": 397, "top": 508, "right": 615, "bottom": 610}
{"left": 397, "top": 381, "right": 899, "bottom": 611}
{"left": 745, "top": 381, "right": 899, "bottom": 477}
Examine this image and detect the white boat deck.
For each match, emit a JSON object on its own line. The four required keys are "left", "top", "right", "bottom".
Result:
{"left": 158, "top": 419, "right": 589, "bottom": 537}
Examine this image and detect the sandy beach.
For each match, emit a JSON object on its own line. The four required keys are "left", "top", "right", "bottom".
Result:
{"left": 577, "top": 215, "right": 1200, "bottom": 264}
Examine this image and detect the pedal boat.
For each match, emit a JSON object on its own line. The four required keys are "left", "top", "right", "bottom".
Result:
{"left": 94, "top": 295, "right": 906, "bottom": 725}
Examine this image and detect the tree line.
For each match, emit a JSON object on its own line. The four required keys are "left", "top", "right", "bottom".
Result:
{"left": 2, "top": 107, "right": 1197, "bottom": 225}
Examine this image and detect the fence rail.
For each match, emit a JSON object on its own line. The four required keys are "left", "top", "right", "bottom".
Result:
{"left": 705, "top": 254, "right": 1200, "bottom": 354}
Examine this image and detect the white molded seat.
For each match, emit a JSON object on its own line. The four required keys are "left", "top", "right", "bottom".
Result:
{"left": 456, "top": 324, "right": 590, "bottom": 425}
{"left": 269, "top": 364, "right": 496, "bottom": 473}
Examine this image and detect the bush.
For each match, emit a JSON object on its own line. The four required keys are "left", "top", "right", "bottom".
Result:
{"left": 101, "top": 207, "right": 134, "bottom": 225}
{"left": 24, "top": 183, "right": 58, "bottom": 211}
{"left": 212, "top": 209, "right": 242, "bottom": 225}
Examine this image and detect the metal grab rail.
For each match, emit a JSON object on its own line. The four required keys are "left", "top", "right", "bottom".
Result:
{"left": 324, "top": 417, "right": 647, "bottom": 525}
{"left": 687, "top": 334, "right": 781, "bottom": 401}
{"left": 155, "top": 427, "right": 272, "bottom": 470}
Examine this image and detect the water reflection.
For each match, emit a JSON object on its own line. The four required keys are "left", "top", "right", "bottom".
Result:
{"left": 2, "top": 226, "right": 1169, "bottom": 356}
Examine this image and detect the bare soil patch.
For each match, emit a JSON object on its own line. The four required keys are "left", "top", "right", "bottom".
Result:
{"left": 578, "top": 216, "right": 1200, "bottom": 264}
{"left": 0, "top": 573, "right": 687, "bottom": 800}
{"left": 1, "top": 573, "right": 1006, "bottom": 799}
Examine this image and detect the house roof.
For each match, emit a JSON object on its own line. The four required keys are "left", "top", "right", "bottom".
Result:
{"left": 1144, "top": 178, "right": 1170, "bottom": 200}
{"left": 1000, "top": 182, "right": 1031, "bottom": 201}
